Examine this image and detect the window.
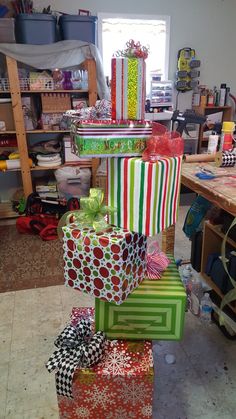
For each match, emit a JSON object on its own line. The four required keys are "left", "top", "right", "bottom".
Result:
{"left": 98, "top": 13, "right": 170, "bottom": 96}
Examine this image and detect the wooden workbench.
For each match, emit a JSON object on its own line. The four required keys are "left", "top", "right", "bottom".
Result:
{"left": 181, "top": 161, "right": 236, "bottom": 314}
{"left": 181, "top": 162, "right": 236, "bottom": 217}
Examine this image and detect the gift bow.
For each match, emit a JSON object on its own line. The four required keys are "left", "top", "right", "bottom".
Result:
{"left": 59, "top": 188, "right": 116, "bottom": 234}
{"left": 115, "top": 39, "right": 149, "bottom": 59}
{"left": 146, "top": 242, "right": 170, "bottom": 279}
{"left": 46, "top": 319, "right": 106, "bottom": 398}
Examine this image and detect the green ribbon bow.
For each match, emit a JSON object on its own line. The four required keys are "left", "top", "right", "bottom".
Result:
{"left": 58, "top": 188, "right": 116, "bottom": 235}
{"left": 219, "top": 217, "right": 236, "bottom": 325}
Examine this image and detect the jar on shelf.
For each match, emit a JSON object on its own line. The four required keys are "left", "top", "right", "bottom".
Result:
{"left": 52, "top": 68, "right": 64, "bottom": 89}
{"left": 62, "top": 71, "right": 73, "bottom": 90}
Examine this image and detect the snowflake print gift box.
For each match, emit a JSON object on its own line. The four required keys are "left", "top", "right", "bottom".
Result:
{"left": 58, "top": 309, "right": 154, "bottom": 419}
{"left": 63, "top": 224, "right": 147, "bottom": 305}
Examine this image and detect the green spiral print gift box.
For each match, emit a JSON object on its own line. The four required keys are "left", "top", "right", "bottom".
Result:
{"left": 95, "top": 256, "right": 186, "bottom": 341}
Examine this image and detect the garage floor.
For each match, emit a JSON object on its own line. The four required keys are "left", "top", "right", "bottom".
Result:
{"left": 0, "top": 198, "right": 235, "bottom": 419}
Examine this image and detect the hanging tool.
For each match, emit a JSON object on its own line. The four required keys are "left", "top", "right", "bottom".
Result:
{"left": 171, "top": 109, "right": 206, "bottom": 136}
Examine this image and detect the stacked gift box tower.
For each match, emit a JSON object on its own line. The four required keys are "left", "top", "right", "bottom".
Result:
{"left": 47, "top": 41, "right": 186, "bottom": 419}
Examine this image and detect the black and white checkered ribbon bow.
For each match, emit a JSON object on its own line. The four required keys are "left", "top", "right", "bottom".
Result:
{"left": 45, "top": 319, "right": 106, "bottom": 398}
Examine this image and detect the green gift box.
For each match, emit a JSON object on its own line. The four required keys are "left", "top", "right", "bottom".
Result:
{"left": 95, "top": 256, "right": 186, "bottom": 341}
{"left": 71, "top": 119, "right": 152, "bottom": 157}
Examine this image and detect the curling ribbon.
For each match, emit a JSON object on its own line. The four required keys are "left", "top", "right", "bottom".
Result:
{"left": 58, "top": 188, "right": 116, "bottom": 237}
{"left": 114, "top": 39, "right": 149, "bottom": 59}
{"left": 219, "top": 217, "right": 236, "bottom": 325}
{"left": 146, "top": 242, "right": 170, "bottom": 279}
{"left": 46, "top": 318, "right": 106, "bottom": 398}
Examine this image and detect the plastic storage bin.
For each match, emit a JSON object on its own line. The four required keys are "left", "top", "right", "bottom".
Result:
{"left": 54, "top": 166, "right": 91, "bottom": 200}
{"left": 0, "top": 18, "right": 15, "bottom": 43}
{"left": 15, "top": 13, "right": 57, "bottom": 45}
{"left": 59, "top": 15, "right": 97, "bottom": 45}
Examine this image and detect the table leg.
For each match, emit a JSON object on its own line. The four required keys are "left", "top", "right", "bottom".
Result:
{"left": 162, "top": 224, "right": 175, "bottom": 255}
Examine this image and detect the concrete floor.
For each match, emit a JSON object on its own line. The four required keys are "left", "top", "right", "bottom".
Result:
{"left": 0, "top": 198, "right": 235, "bottom": 419}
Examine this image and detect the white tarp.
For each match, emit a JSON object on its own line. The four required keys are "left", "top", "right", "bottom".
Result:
{"left": 0, "top": 40, "right": 110, "bottom": 100}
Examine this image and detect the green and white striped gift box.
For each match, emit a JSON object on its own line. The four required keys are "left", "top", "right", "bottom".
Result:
{"left": 95, "top": 256, "right": 186, "bottom": 341}
{"left": 108, "top": 156, "right": 182, "bottom": 236}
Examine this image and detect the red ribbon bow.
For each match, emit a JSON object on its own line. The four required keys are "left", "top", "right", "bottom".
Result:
{"left": 146, "top": 242, "right": 170, "bottom": 279}
{"left": 142, "top": 122, "right": 184, "bottom": 161}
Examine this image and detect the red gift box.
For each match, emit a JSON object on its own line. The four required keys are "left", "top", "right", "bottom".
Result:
{"left": 57, "top": 308, "right": 154, "bottom": 418}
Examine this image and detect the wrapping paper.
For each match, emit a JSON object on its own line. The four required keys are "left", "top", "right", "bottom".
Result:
{"left": 65, "top": 99, "right": 111, "bottom": 121}
{"left": 95, "top": 256, "right": 187, "bottom": 341}
{"left": 111, "top": 57, "right": 146, "bottom": 120}
{"left": 57, "top": 308, "right": 154, "bottom": 419}
{"left": 63, "top": 224, "right": 147, "bottom": 305}
{"left": 108, "top": 156, "right": 182, "bottom": 236}
{"left": 215, "top": 150, "right": 236, "bottom": 167}
{"left": 71, "top": 119, "right": 152, "bottom": 157}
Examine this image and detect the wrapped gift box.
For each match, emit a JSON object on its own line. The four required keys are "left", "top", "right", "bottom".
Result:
{"left": 111, "top": 57, "right": 146, "bottom": 120}
{"left": 71, "top": 119, "right": 152, "bottom": 157}
{"left": 57, "top": 307, "right": 154, "bottom": 419}
{"left": 108, "top": 156, "right": 182, "bottom": 236}
{"left": 95, "top": 256, "right": 186, "bottom": 341}
{"left": 63, "top": 224, "right": 147, "bottom": 305}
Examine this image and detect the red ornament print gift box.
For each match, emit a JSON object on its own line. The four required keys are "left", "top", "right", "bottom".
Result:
{"left": 63, "top": 224, "right": 147, "bottom": 305}
{"left": 58, "top": 338, "right": 154, "bottom": 419}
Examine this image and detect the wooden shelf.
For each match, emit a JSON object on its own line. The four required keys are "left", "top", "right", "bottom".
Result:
{"left": 0, "top": 202, "right": 19, "bottom": 219}
{"left": 0, "top": 55, "right": 98, "bottom": 214}
{"left": 0, "top": 130, "right": 70, "bottom": 134}
{"left": 31, "top": 163, "right": 92, "bottom": 171}
{"left": 0, "top": 89, "right": 88, "bottom": 94}
{"left": 26, "top": 130, "right": 70, "bottom": 134}
{"left": 205, "top": 222, "right": 236, "bottom": 248}
{"left": 201, "top": 221, "right": 236, "bottom": 314}
{"left": 22, "top": 89, "right": 88, "bottom": 93}
{"left": 201, "top": 273, "right": 236, "bottom": 314}
{"left": 0, "top": 131, "right": 16, "bottom": 134}
{"left": 192, "top": 104, "right": 233, "bottom": 153}
{"left": 202, "top": 106, "right": 231, "bottom": 110}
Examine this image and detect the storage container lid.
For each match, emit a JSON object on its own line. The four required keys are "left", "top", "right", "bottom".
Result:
{"left": 16, "top": 13, "right": 56, "bottom": 21}
{"left": 59, "top": 15, "right": 97, "bottom": 23}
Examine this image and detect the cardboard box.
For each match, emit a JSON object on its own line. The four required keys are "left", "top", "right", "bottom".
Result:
{"left": 0, "top": 18, "right": 15, "bottom": 43}
{"left": 0, "top": 100, "right": 15, "bottom": 130}
{"left": 63, "top": 136, "right": 87, "bottom": 163}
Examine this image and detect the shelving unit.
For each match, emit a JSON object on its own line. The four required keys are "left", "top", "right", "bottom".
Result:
{"left": 193, "top": 104, "right": 232, "bottom": 152}
{"left": 201, "top": 221, "right": 236, "bottom": 314}
{"left": 1, "top": 55, "right": 99, "bottom": 204}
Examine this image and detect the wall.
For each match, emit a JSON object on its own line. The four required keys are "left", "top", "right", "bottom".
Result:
{"left": 35, "top": 0, "right": 236, "bottom": 97}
